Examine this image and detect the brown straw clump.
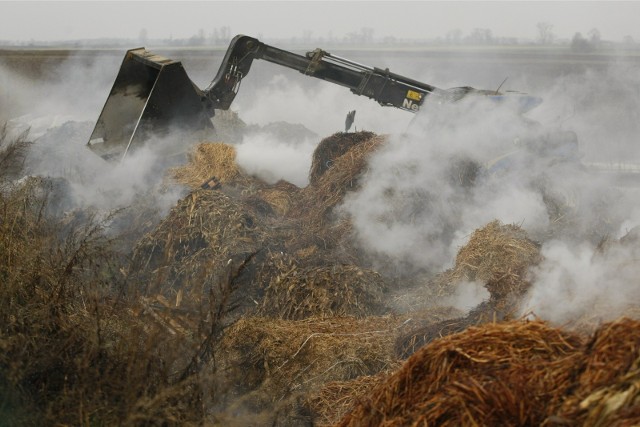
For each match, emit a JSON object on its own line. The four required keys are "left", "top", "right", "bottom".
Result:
{"left": 394, "top": 221, "right": 541, "bottom": 358}
{"left": 301, "top": 132, "right": 386, "bottom": 218}
{"left": 257, "top": 179, "right": 300, "bottom": 217}
{"left": 129, "top": 189, "right": 269, "bottom": 310}
{"left": 308, "top": 131, "right": 378, "bottom": 185}
{"left": 215, "top": 316, "right": 402, "bottom": 418}
{"left": 170, "top": 142, "right": 255, "bottom": 189}
{"left": 306, "top": 370, "right": 396, "bottom": 427}
{"left": 255, "top": 260, "right": 389, "bottom": 320}
{"left": 451, "top": 220, "right": 542, "bottom": 299}
{"left": 338, "top": 320, "right": 584, "bottom": 427}
{"left": 289, "top": 132, "right": 386, "bottom": 257}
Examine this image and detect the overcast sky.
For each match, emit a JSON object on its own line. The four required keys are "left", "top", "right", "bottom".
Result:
{"left": 1, "top": 1, "right": 639, "bottom": 43}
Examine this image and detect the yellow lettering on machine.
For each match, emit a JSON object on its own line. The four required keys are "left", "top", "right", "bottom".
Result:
{"left": 406, "top": 90, "right": 422, "bottom": 101}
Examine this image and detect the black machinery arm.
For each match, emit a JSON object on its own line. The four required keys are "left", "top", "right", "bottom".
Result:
{"left": 204, "top": 35, "right": 438, "bottom": 113}
{"left": 86, "top": 34, "right": 544, "bottom": 161}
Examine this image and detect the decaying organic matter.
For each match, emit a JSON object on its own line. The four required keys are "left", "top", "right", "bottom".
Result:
{"left": 6, "top": 125, "right": 640, "bottom": 426}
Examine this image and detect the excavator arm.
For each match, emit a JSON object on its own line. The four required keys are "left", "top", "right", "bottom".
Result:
{"left": 87, "top": 34, "right": 540, "bottom": 161}
{"left": 204, "top": 35, "right": 436, "bottom": 112}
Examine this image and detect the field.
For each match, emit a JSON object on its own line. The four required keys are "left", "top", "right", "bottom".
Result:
{"left": 2, "top": 44, "right": 640, "bottom": 426}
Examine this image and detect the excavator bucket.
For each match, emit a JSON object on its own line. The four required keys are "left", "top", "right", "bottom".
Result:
{"left": 87, "top": 48, "right": 213, "bottom": 161}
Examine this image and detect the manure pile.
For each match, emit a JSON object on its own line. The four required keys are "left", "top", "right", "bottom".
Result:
{"left": 121, "top": 131, "right": 640, "bottom": 426}
{"left": 339, "top": 318, "right": 640, "bottom": 427}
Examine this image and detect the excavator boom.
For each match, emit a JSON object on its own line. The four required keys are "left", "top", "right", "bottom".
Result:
{"left": 88, "top": 35, "right": 539, "bottom": 161}
{"left": 204, "top": 35, "right": 437, "bottom": 112}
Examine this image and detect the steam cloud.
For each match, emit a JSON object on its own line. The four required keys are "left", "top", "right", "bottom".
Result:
{"left": 4, "top": 47, "right": 640, "bottom": 326}
{"left": 341, "top": 63, "right": 640, "bottom": 325}
{"left": 1, "top": 52, "right": 188, "bottom": 222}
{"left": 232, "top": 72, "right": 413, "bottom": 187}
{"left": 234, "top": 132, "right": 318, "bottom": 187}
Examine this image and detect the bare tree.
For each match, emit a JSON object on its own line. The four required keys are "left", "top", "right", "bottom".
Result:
{"left": 536, "top": 22, "right": 555, "bottom": 45}
{"left": 446, "top": 29, "right": 463, "bottom": 45}
{"left": 588, "top": 28, "right": 601, "bottom": 46}
{"left": 571, "top": 32, "right": 594, "bottom": 53}
{"left": 467, "top": 28, "right": 493, "bottom": 45}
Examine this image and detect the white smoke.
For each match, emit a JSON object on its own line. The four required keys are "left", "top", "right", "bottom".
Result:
{"left": 234, "top": 132, "right": 317, "bottom": 187}
{"left": 340, "top": 63, "right": 640, "bottom": 324}
{"left": 442, "top": 280, "right": 491, "bottom": 313}
{"left": 341, "top": 96, "right": 551, "bottom": 270}
{"left": 22, "top": 120, "right": 189, "bottom": 216}
{"left": 5, "top": 46, "right": 640, "bottom": 326}
{"left": 230, "top": 72, "right": 413, "bottom": 186}
{"left": 2, "top": 52, "right": 188, "bottom": 222}
{"left": 235, "top": 73, "right": 412, "bottom": 136}
{"left": 0, "top": 52, "right": 118, "bottom": 123}
{"left": 523, "top": 236, "right": 640, "bottom": 324}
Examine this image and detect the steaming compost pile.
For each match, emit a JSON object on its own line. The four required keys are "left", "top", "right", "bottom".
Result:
{"left": 338, "top": 318, "right": 640, "bottom": 427}
{"left": 3, "top": 125, "right": 640, "bottom": 427}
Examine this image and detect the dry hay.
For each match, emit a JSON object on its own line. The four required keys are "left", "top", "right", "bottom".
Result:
{"left": 256, "top": 179, "right": 300, "bottom": 217}
{"left": 301, "top": 132, "right": 386, "bottom": 218}
{"left": 169, "top": 142, "right": 257, "bottom": 189}
{"left": 339, "top": 318, "right": 640, "bottom": 426}
{"left": 131, "top": 132, "right": 386, "bottom": 315}
{"left": 129, "top": 189, "right": 269, "bottom": 311}
{"left": 305, "top": 308, "right": 464, "bottom": 425}
{"left": 255, "top": 259, "right": 389, "bottom": 320}
{"left": 288, "top": 132, "right": 386, "bottom": 258}
{"left": 338, "top": 320, "right": 584, "bottom": 427}
{"left": 308, "top": 131, "right": 378, "bottom": 185}
{"left": 215, "top": 315, "right": 403, "bottom": 416}
{"left": 393, "top": 221, "right": 541, "bottom": 358}
{"left": 0, "top": 174, "right": 210, "bottom": 425}
{"left": 306, "top": 370, "right": 395, "bottom": 427}
{"left": 451, "top": 220, "right": 542, "bottom": 300}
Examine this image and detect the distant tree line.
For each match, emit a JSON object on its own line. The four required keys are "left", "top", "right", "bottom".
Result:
{"left": 570, "top": 29, "right": 601, "bottom": 53}
{"left": 3, "top": 23, "right": 639, "bottom": 49}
